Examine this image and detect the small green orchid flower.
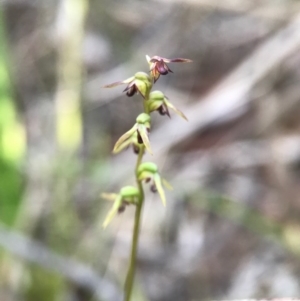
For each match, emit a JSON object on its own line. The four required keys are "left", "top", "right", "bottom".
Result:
{"left": 103, "top": 72, "right": 152, "bottom": 98}
{"left": 102, "top": 186, "right": 140, "bottom": 228}
{"left": 137, "top": 162, "right": 172, "bottom": 206}
{"left": 113, "top": 113, "right": 153, "bottom": 155}
{"left": 112, "top": 132, "right": 143, "bottom": 155}
{"left": 146, "top": 55, "right": 192, "bottom": 83}
{"left": 148, "top": 90, "right": 188, "bottom": 121}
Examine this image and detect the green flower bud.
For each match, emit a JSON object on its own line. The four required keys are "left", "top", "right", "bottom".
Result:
{"left": 102, "top": 186, "right": 140, "bottom": 228}
{"left": 137, "top": 162, "right": 158, "bottom": 179}
{"left": 148, "top": 91, "right": 166, "bottom": 115}
{"left": 136, "top": 113, "right": 151, "bottom": 125}
{"left": 134, "top": 72, "right": 151, "bottom": 82}
{"left": 133, "top": 72, "right": 152, "bottom": 99}
{"left": 147, "top": 90, "right": 187, "bottom": 120}
{"left": 137, "top": 162, "right": 168, "bottom": 206}
{"left": 120, "top": 186, "right": 140, "bottom": 199}
{"left": 149, "top": 90, "right": 164, "bottom": 101}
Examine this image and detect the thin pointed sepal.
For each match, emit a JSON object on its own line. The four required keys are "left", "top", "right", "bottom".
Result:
{"left": 101, "top": 193, "right": 118, "bottom": 201}
{"left": 162, "top": 178, "right": 173, "bottom": 190}
{"left": 165, "top": 98, "right": 188, "bottom": 121}
{"left": 113, "top": 125, "right": 138, "bottom": 153}
{"left": 102, "top": 194, "right": 123, "bottom": 228}
{"left": 154, "top": 173, "right": 166, "bottom": 206}
{"left": 138, "top": 124, "right": 153, "bottom": 155}
{"left": 103, "top": 76, "right": 135, "bottom": 88}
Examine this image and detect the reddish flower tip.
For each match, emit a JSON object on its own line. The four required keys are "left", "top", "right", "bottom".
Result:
{"left": 147, "top": 55, "right": 192, "bottom": 82}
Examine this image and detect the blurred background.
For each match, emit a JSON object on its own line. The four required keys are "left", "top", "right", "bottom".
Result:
{"left": 1, "top": 0, "right": 300, "bottom": 300}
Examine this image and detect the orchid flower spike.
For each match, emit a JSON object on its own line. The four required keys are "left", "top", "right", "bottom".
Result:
{"left": 146, "top": 55, "right": 192, "bottom": 83}
{"left": 113, "top": 113, "right": 153, "bottom": 155}
{"left": 102, "top": 186, "right": 140, "bottom": 228}
{"left": 137, "top": 162, "right": 172, "bottom": 206}
{"left": 148, "top": 90, "right": 188, "bottom": 121}
{"left": 103, "top": 72, "right": 152, "bottom": 98}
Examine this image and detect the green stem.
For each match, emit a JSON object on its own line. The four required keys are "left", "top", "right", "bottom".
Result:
{"left": 124, "top": 98, "right": 149, "bottom": 301}
{"left": 124, "top": 152, "right": 144, "bottom": 301}
{"left": 143, "top": 99, "right": 149, "bottom": 114}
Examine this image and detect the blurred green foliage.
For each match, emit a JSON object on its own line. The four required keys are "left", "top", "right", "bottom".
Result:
{"left": 0, "top": 8, "right": 25, "bottom": 225}
{"left": 25, "top": 265, "right": 64, "bottom": 301}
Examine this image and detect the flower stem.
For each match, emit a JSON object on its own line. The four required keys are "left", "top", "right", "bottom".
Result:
{"left": 124, "top": 185, "right": 143, "bottom": 300}
{"left": 124, "top": 98, "right": 149, "bottom": 301}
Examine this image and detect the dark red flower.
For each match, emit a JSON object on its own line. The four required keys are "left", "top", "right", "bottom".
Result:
{"left": 123, "top": 81, "right": 138, "bottom": 97}
{"left": 146, "top": 55, "right": 192, "bottom": 83}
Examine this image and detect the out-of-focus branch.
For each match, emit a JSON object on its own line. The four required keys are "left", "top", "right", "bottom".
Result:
{"left": 152, "top": 0, "right": 300, "bottom": 21}
{"left": 172, "top": 135, "right": 300, "bottom": 183}
{"left": 54, "top": 0, "right": 88, "bottom": 150}
{"left": 0, "top": 223, "right": 122, "bottom": 301}
{"left": 1, "top": 0, "right": 56, "bottom": 5}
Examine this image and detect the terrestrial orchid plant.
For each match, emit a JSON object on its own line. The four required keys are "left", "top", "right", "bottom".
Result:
{"left": 103, "top": 55, "right": 192, "bottom": 301}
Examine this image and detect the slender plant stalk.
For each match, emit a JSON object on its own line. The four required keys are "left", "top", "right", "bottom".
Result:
{"left": 103, "top": 55, "right": 191, "bottom": 301}
{"left": 123, "top": 155, "right": 144, "bottom": 301}
{"left": 124, "top": 99, "right": 149, "bottom": 301}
